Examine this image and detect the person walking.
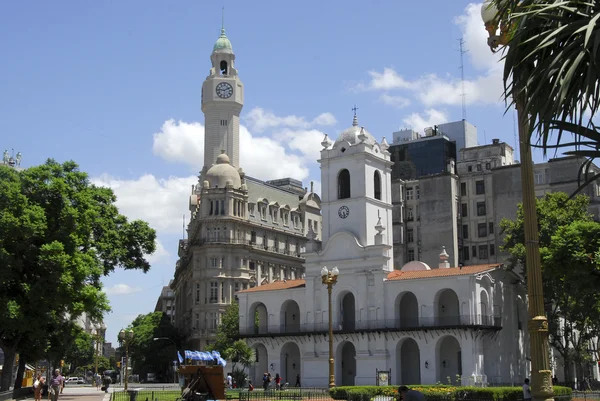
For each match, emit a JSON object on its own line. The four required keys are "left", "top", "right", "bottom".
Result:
{"left": 398, "top": 386, "right": 425, "bottom": 401}
{"left": 33, "top": 374, "right": 42, "bottom": 401}
{"left": 49, "top": 370, "right": 64, "bottom": 401}
{"left": 295, "top": 374, "right": 301, "bottom": 388}
{"left": 523, "top": 379, "right": 532, "bottom": 401}
{"left": 102, "top": 374, "right": 112, "bottom": 393}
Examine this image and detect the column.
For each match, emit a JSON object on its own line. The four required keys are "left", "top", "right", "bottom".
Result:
{"left": 228, "top": 282, "right": 233, "bottom": 303}
{"left": 256, "top": 263, "right": 262, "bottom": 286}
{"left": 218, "top": 280, "right": 223, "bottom": 304}
{"left": 268, "top": 264, "right": 273, "bottom": 282}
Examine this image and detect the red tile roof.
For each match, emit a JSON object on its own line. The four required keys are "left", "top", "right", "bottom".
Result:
{"left": 386, "top": 264, "right": 500, "bottom": 281}
{"left": 237, "top": 279, "right": 306, "bottom": 294}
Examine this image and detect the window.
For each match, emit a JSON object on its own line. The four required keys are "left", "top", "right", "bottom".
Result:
{"left": 374, "top": 171, "right": 382, "bottom": 200}
{"left": 195, "top": 313, "right": 200, "bottom": 331}
{"left": 221, "top": 282, "right": 225, "bottom": 302}
{"left": 490, "top": 244, "right": 495, "bottom": 256}
{"left": 250, "top": 231, "right": 257, "bottom": 244}
{"left": 534, "top": 171, "right": 545, "bottom": 185}
{"left": 407, "top": 207, "right": 414, "bottom": 221}
{"left": 462, "top": 246, "right": 469, "bottom": 261}
{"left": 248, "top": 204, "right": 255, "bottom": 216}
{"left": 195, "top": 283, "right": 200, "bottom": 305}
{"left": 462, "top": 224, "right": 469, "bottom": 239}
{"left": 478, "top": 223, "right": 487, "bottom": 237}
{"left": 210, "top": 257, "right": 218, "bottom": 268}
{"left": 249, "top": 261, "right": 255, "bottom": 270}
{"left": 479, "top": 245, "right": 489, "bottom": 259}
{"left": 260, "top": 205, "right": 267, "bottom": 220}
{"left": 488, "top": 222, "right": 494, "bottom": 234}
{"left": 485, "top": 162, "right": 491, "bottom": 170}
{"left": 460, "top": 182, "right": 467, "bottom": 196}
{"left": 210, "top": 282, "right": 218, "bottom": 303}
{"left": 208, "top": 312, "right": 217, "bottom": 330}
{"left": 407, "top": 249, "right": 415, "bottom": 262}
{"left": 472, "top": 245, "right": 477, "bottom": 258}
{"left": 407, "top": 229, "right": 414, "bottom": 243}
{"left": 338, "top": 169, "right": 351, "bottom": 199}
{"left": 220, "top": 119, "right": 228, "bottom": 126}
{"left": 416, "top": 186, "right": 420, "bottom": 199}
{"left": 209, "top": 201, "right": 214, "bottom": 215}
{"left": 477, "top": 201, "right": 486, "bottom": 216}
{"left": 234, "top": 282, "right": 240, "bottom": 293}
{"left": 461, "top": 203, "right": 468, "bottom": 217}
{"left": 406, "top": 187, "right": 414, "bottom": 201}
{"left": 477, "top": 164, "right": 482, "bottom": 171}
{"left": 468, "top": 165, "right": 473, "bottom": 172}
{"left": 476, "top": 180, "right": 485, "bottom": 195}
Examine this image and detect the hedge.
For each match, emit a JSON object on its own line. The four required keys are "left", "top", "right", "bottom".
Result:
{"left": 329, "top": 385, "right": 573, "bottom": 401}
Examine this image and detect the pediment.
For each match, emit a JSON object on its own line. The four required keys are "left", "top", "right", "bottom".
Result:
{"left": 318, "top": 230, "right": 365, "bottom": 260}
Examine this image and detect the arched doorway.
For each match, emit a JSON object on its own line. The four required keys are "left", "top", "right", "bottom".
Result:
{"left": 437, "top": 336, "right": 462, "bottom": 384}
{"left": 281, "top": 300, "right": 301, "bottom": 333}
{"left": 336, "top": 342, "right": 356, "bottom": 386}
{"left": 249, "top": 302, "right": 269, "bottom": 334}
{"left": 397, "top": 292, "right": 419, "bottom": 328}
{"left": 252, "top": 344, "right": 268, "bottom": 386}
{"left": 397, "top": 338, "right": 421, "bottom": 384}
{"left": 340, "top": 293, "right": 356, "bottom": 331}
{"left": 436, "top": 289, "right": 460, "bottom": 326}
{"left": 479, "top": 290, "right": 489, "bottom": 325}
{"left": 280, "top": 342, "right": 301, "bottom": 385}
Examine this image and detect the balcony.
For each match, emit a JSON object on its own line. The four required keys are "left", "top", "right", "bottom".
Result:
{"left": 199, "top": 238, "right": 302, "bottom": 258}
{"left": 239, "top": 314, "right": 502, "bottom": 337}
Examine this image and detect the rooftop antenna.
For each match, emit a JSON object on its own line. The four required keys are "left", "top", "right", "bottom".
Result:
{"left": 221, "top": 6, "right": 225, "bottom": 31}
{"left": 458, "top": 38, "right": 468, "bottom": 121}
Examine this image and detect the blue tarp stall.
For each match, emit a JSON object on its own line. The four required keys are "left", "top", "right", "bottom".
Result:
{"left": 182, "top": 350, "right": 227, "bottom": 367}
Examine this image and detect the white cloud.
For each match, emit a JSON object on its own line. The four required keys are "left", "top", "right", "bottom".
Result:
{"left": 244, "top": 107, "right": 337, "bottom": 133}
{"left": 92, "top": 173, "right": 195, "bottom": 235}
{"left": 352, "top": 3, "right": 505, "bottom": 111}
{"left": 152, "top": 119, "right": 203, "bottom": 169}
{"left": 146, "top": 239, "right": 169, "bottom": 265}
{"left": 277, "top": 128, "right": 326, "bottom": 165}
{"left": 402, "top": 109, "right": 450, "bottom": 133}
{"left": 105, "top": 284, "right": 142, "bottom": 296}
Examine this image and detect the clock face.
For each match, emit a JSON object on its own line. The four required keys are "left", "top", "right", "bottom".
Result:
{"left": 215, "top": 82, "right": 233, "bottom": 99}
{"left": 338, "top": 206, "right": 350, "bottom": 219}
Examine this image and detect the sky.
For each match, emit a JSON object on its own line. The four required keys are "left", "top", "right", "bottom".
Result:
{"left": 0, "top": 1, "right": 553, "bottom": 345}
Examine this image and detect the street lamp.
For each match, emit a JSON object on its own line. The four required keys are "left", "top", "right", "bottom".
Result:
{"left": 321, "top": 266, "right": 339, "bottom": 389}
{"left": 119, "top": 329, "right": 135, "bottom": 391}
{"left": 481, "top": 3, "right": 554, "bottom": 401}
{"left": 153, "top": 337, "right": 178, "bottom": 384}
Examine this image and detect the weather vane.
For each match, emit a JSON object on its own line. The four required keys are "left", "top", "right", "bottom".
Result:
{"left": 352, "top": 105, "right": 359, "bottom": 116}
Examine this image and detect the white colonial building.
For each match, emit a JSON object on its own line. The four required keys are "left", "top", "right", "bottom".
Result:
{"left": 237, "top": 117, "right": 530, "bottom": 387}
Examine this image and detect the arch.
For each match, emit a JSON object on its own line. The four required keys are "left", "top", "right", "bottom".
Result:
{"left": 436, "top": 335, "right": 462, "bottom": 384}
{"left": 435, "top": 289, "right": 460, "bottom": 326}
{"left": 336, "top": 341, "right": 356, "bottom": 386}
{"left": 249, "top": 302, "right": 269, "bottom": 334}
{"left": 251, "top": 343, "right": 268, "bottom": 386}
{"left": 339, "top": 292, "right": 356, "bottom": 331}
{"left": 338, "top": 169, "right": 351, "bottom": 199}
{"left": 479, "top": 289, "right": 490, "bottom": 325}
{"left": 396, "top": 338, "right": 421, "bottom": 384}
{"left": 374, "top": 170, "right": 382, "bottom": 200}
{"left": 396, "top": 292, "right": 419, "bottom": 329}
{"left": 280, "top": 300, "right": 301, "bottom": 333}
{"left": 280, "top": 342, "right": 301, "bottom": 385}
{"left": 220, "top": 60, "right": 228, "bottom": 75}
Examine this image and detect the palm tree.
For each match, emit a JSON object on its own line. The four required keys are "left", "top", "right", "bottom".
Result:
{"left": 495, "top": 0, "right": 600, "bottom": 193}
{"left": 224, "top": 340, "right": 255, "bottom": 388}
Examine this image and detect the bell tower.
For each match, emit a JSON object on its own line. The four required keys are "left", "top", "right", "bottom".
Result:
{"left": 201, "top": 19, "right": 244, "bottom": 174}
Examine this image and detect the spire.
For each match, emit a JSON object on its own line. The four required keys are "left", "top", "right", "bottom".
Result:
{"left": 352, "top": 105, "right": 359, "bottom": 127}
{"left": 213, "top": 8, "right": 233, "bottom": 52}
{"left": 221, "top": 6, "right": 225, "bottom": 32}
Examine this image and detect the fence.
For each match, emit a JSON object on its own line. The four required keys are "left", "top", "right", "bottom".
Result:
{"left": 240, "top": 315, "right": 502, "bottom": 336}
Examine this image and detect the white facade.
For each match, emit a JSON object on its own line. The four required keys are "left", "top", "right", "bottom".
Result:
{"left": 237, "top": 119, "right": 529, "bottom": 387}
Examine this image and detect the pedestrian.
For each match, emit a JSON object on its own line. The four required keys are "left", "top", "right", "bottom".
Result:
{"left": 274, "top": 373, "right": 281, "bottom": 390}
{"left": 262, "top": 372, "right": 269, "bottom": 390}
{"left": 295, "top": 374, "right": 301, "bottom": 388}
{"left": 33, "top": 374, "right": 42, "bottom": 401}
{"left": 523, "top": 379, "right": 532, "bottom": 401}
{"left": 226, "top": 372, "right": 233, "bottom": 389}
{"left": 49, "top": 369, "right": 64, "bottom": 401}
{"left": 398, "top": 386, "right": 425, "bottom": 401}
{"left": 102, "top": 374, "right": 112, "bottom": 393}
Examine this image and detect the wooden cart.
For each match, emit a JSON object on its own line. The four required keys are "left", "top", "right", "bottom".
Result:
{"left": 178, "top": 365, "right": 225, "bottom": 400}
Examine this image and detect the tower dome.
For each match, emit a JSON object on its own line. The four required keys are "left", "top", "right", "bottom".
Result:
{"left": 213, "top": 28, "right": 233, "bottom": 53}
{"left": 333, "top": 114, "right": 377, "bottom": 147}
{"left": 205, "top": 151, "right": 241, "bottom": 188}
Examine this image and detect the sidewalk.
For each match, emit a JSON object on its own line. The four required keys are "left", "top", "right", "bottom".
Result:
{"left": 12, "top": 386, "right": 112, "bottom": 401}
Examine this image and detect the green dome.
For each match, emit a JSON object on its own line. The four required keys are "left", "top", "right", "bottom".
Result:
{"left": 213, "top": 28, "right": 232, "bottom": 52}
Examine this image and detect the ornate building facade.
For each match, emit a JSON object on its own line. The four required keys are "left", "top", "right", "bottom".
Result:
{"left": 171, "top": 26, "right": 321, "bottom": 350}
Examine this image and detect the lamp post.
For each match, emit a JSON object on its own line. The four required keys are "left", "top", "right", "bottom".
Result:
{"left": 119, "top": 329, "right": 135, "bottom": 391}
{"left": 153, "top": 337, "right": 178, "bottom": 384}
{"left": 321, "top": 266, "right": 339, "bottom": 389}
{"left": 481, "top": 3, "right": 554, "bottom": 401}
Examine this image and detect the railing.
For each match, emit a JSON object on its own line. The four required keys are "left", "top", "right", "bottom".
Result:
{"left": 240, "top": 314, "right": 502, "bottom": 336}
{"left": 199, "top": 238, "right": 302, "bottom": 258}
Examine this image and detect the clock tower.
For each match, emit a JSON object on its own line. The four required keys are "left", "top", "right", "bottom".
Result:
{"left": 201, "top": 25, "right": 244, "bottom": 173}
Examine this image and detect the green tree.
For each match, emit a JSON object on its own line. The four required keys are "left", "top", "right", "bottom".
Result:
{"left": 207, "top": 302, "right": 240, "bottom": 354}
{"left": 224, "top": 340, "right": 255, "bottom": 388}
{"left": 495, "top": 0, "right": 600, "bottom": 192}
{"left": 501, "top": 192, "right": 600, "bottom": 381}
{"left": 0, "top": 160, "right": 157, "bottom": 391}
{"left": 125, "top": 312, "right": 182, "bottom": 382}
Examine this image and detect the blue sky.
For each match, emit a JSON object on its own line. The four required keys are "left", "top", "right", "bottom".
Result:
{"left": 1, "top": 1, "right": 550, "bottom": 345}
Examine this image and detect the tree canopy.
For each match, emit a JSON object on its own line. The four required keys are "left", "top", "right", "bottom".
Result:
{"left": 496, "top": 0, "right": 600, "bottom": 191}
{"left": 0, "top": 160, "right": 157, "bottom": 390}
{"left": 207, "top": 302, "right": 240, "bottom": 355}
{"left": 500, "top": 192, "right": 600, "bottom": 381}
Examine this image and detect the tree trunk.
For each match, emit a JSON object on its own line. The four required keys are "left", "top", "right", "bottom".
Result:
{"left": 0, "top": 346, "right": 16, "bottom": 392}
{"left": 13, "top": 356, "right": 26, "bottom": 389}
